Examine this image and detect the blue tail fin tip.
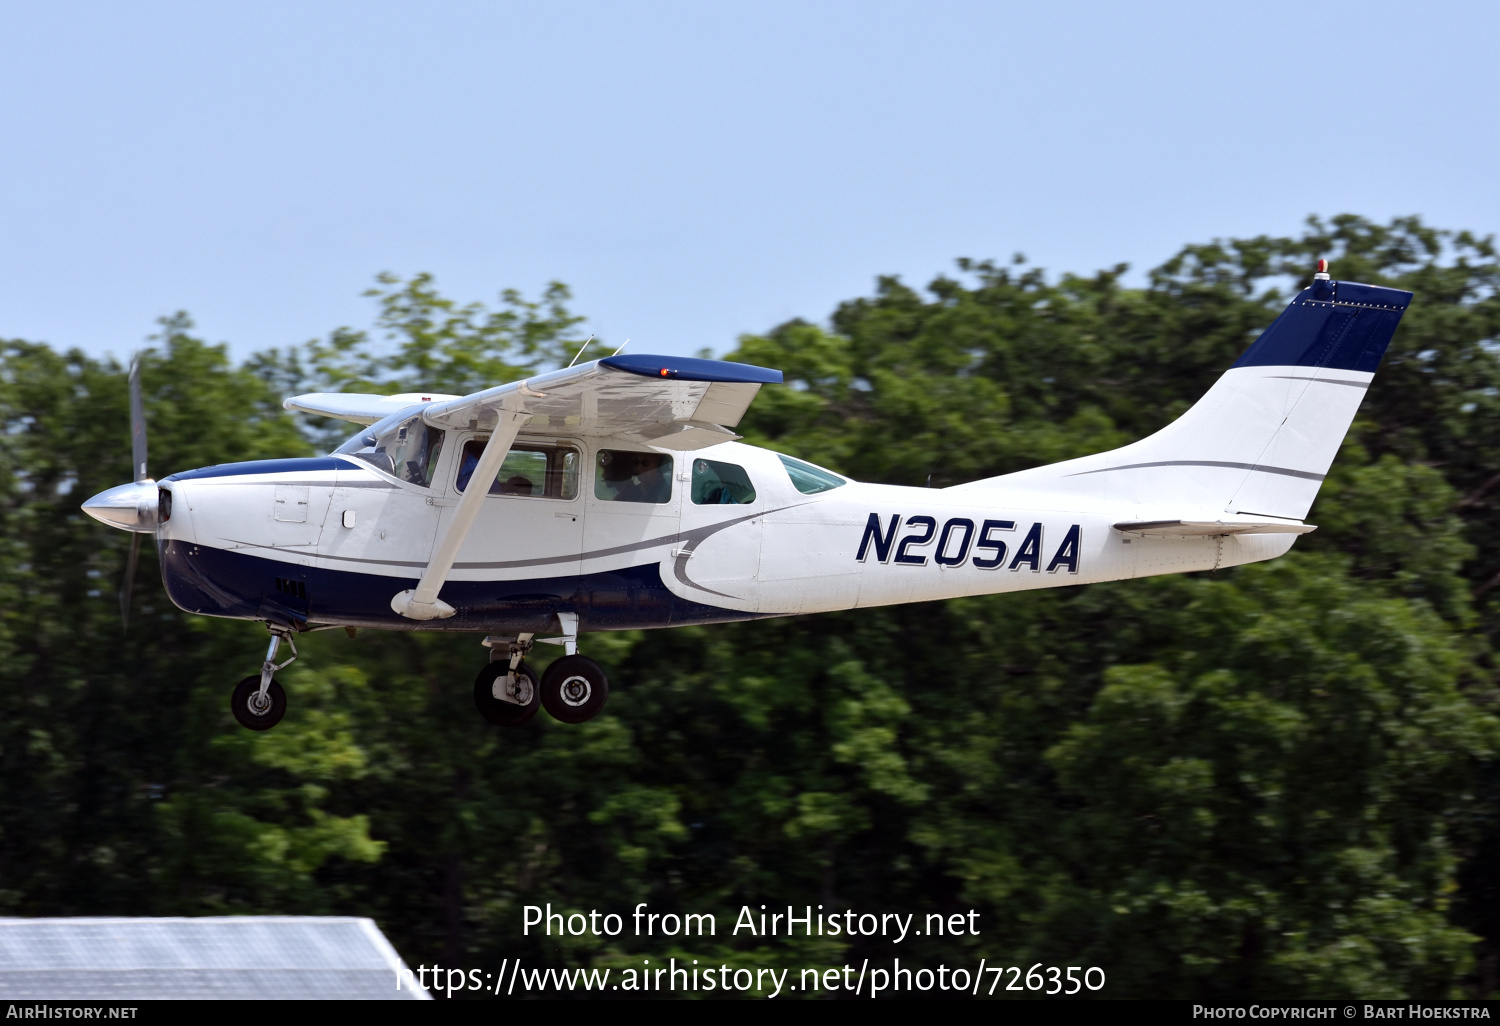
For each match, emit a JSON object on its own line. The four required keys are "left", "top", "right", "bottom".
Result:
{"left": 1233, "top": 280, "right": 1414, "bottom": 374}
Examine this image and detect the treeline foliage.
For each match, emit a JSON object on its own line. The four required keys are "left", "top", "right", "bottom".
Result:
{"left": 3, "top": 216, "right": 1500, "bottom": 998}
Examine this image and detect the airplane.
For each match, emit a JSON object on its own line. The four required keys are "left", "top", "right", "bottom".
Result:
{"left": 82, "top": 263, "right": 1411, "bottom": 731}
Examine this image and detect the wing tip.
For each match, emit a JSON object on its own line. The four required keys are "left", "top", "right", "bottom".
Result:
{"left": 599, "top": 353, "right": 783, "bottom": 385}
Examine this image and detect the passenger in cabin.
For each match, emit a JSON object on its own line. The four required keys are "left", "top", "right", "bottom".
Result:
{"left": 456, "top": 442, "right": 568, "bottom": 497}
{"left": 691, "top": 458, "right": 756, "bottom": 505}
{"left": 596, "top": 450, "right": 673, "bottom": 503}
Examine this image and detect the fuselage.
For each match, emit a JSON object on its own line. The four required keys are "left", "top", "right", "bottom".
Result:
{"left": 153, "top": 432, "right": 1296, "bottom": 635}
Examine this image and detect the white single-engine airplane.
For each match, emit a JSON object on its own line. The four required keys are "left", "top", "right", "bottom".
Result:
{"left": 83, "top": 265, "right": 1411, "bottom": 731}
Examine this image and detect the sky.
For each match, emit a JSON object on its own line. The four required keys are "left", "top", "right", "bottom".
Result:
{"left": 2, "top": 0, "right": 1497, "bottom": 368}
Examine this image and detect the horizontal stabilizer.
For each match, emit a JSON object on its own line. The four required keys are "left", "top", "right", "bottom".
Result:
{"left": 1113, "top": 519, "right": 1317, "bottom": 537}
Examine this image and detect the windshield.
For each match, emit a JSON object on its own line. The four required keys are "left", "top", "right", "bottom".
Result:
{"left": 333, "top": 412, "right": 446, "bottom": 487}
{"left": 777, "top": 453, "right": 847, "bottom": 494}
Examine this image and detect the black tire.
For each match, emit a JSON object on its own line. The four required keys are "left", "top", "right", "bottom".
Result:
{"left": 473, "top": 661, "right": 540, "bottom": 727}
{"left": 540, "top": 655, "right": 609, "bottom": 724}
{"left": 231, "top": 675, "right": 287, "bottom": 731}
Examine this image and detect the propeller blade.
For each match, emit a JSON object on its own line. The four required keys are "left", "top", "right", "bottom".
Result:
{"left": 119, "top": 532, "right": 141, "bottom": 630}
{"left": 129, "top": 352, "right": 148, "bottom": 483}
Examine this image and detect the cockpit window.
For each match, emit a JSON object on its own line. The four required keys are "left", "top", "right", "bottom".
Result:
{"left": 455, "top": 439, "right": 580, "bottom": 499}
{"left": 692, "top": 459, "right": 756, "bottom": 505}
{"left": 777, "top": 453, "right": 847, "bottom": 494}
{"left": 595, "top": 449, "right": 673, "bottom": 503}
{"left": 334, "top": 413, "right": 446, "bottom": 487}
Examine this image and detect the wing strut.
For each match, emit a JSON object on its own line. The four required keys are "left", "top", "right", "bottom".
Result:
{"left": 391, "top": 404, "right": 530, "bottom": 620}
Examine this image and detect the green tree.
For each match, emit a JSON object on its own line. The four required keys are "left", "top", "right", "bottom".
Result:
{"left": 4, "top": 216, "right": 1499, "bottom": 1000}
{"left": 0, "top": 319, "right": 381, "bottom": 916}
{"left": 250, "top": 274, "right": 591, "bottom": 451}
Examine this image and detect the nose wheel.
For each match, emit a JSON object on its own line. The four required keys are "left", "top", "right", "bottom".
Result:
{"left": 231, "top": 627, "right": 296, "bottom": 731}
{"left": 232, "top": 675, "right": 287, "bottom": 730}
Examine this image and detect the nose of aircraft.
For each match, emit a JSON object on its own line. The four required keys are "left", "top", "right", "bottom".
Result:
{"left": 82, "top": 480, "right": 159, "bottom": 533}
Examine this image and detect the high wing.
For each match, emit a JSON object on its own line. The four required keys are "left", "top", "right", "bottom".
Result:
{"left": 283, "top": 354, "right": 780, "bottom": 445}
{"left": 284, "top": 353, "right": 783, "bottom": 622}
{"left": 416, "top": 353, "right": 782, "bottom": 448}
{"left": 283, "top": 391, "right": 463, "bottom": 425}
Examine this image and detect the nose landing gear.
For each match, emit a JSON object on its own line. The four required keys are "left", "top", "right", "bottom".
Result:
{"left": 232, "top": 628, "right": 296, "bottom": 731}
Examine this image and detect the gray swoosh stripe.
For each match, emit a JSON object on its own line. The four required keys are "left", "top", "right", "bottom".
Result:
{"left": 1267, "top": 375, "right": 1369, "bottom": 389}
{"left": 1068, "top": 460, "right": 1325, "bottom": 482}
{"left": 219, "top": 501, "right": 807, "bottom": 574}
{"left": 457, "top": 504, "right": 793, "bottom": 572}
{"left": 222, "top": 538, "right": 427, "bottom": 567}
{"left": 242, "top": 533, "right": 679, "bottom": 571}
{"left": 671, "top": 509, "right": 769, "bottom": 600}
{"left": 460, "top": 534, "right": 674, "bottom": 570}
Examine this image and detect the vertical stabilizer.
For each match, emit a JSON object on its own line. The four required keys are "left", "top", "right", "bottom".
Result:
{"left": 958, "top": 271, "right": 1413, "bottom": 521}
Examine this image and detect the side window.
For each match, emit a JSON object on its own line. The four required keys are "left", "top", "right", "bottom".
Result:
{"left": 334, "top": 414, "right": 446, "bottom": 488}
{"left": 595, "top": 450, "right": 673, "bottom": 504}
{"left": 777, "top": 453, "right": 847, "bottom": 495}
{"left": 691, "top": 459, "right": 756, "bottom": 505}
{"left": 455, "top": 440, "right": 580, "bottom": 499}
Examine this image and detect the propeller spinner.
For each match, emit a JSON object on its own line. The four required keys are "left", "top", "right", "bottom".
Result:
{"left": 80, "top": 353, "right": 158, "bottom": 627}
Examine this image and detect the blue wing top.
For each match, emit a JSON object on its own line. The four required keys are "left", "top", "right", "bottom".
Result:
{"left": 599, "top": 354, "right": 783, "bottom": 384}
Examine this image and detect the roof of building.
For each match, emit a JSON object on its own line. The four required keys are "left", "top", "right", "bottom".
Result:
{"left": 0, "top": 916, "right": 429, "bottom": 1000}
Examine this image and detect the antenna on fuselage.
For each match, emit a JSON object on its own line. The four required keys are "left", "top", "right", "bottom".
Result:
{"left": 612, "top": 338, "right": 630, "bottom": 356}
{"left": 567, "top": 335, "right": 595, "bottom": 368}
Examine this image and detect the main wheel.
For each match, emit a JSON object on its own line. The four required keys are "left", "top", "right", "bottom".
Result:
{"left": 473, "top": 661, "right": 540, "bottom": 727}
{"left": 231, "top": 675, "right": 287, "bottom": 731}
{"left": 540, "top": 655, "right": 609, "bottom": 724}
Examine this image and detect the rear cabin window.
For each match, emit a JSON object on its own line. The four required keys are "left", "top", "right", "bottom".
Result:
{"left": 455, "top": 440, "right": 580, "bottom": 499}
{"left": 334, "top": 414, "right": 446, "bottom": 487}
{"left": 691, "top": 459, "right": 756, "bottom": 505}
{"left": 595, "top": 450, "right": 673, "bottom": 504}
{"left": 777, "top": 453, "right": 847, "bottom": 495}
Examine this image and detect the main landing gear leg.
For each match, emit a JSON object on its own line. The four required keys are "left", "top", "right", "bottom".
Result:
{"left": 473, "top": 634, "right": 540, "bottom": 726}
{"left": 231, "top": 626, "right": 295, "bottom": 731}
{"left": 538, "top": 613, "right": 609, "bottom": 724}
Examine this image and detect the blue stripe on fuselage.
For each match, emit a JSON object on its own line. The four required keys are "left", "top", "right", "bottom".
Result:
{"left": 157, "top": 539, "right": 760, "bottom": 632}
{"left": 164, "top": 457, "right": 351, "bottom": 482}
